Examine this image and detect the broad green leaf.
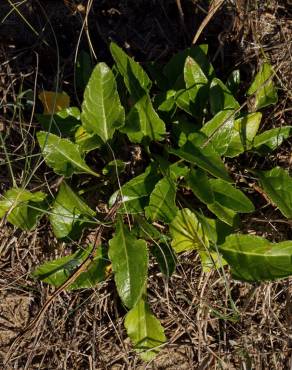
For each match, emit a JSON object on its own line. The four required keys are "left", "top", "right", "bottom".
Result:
{"left": 176, "top": 56, "right": 209, "bottom": 116}
{"left": 36, "top": 107, "right": 81, "bottom": 137}
{"left": 145, "top": 176, "right": 178, "bottom": 224}
{"left": 81, "top": 62, "right": 125, "bottom": 142}
{"left": 255, "top": 167, "right": 292, "bottom": 218}
{"left": 110, "top": 42, "right": 151, "bottom": 101}
{"left": 124, "top": 94, "right": 166, "bottom": 142}
{"left": 109, "top": 219, "right": 148, "bottom": 308}
{"left": 163, "top": 45, "right": 214, "bottom": 87}
{"left": 209, "top": 78, "right": 240, "bottom": 115}
{"left": 109, "top": 164, "right": 160, "bottom": 214}
{"left": 247, "top": 62, "right": 278, "bottom": 110}
{"left": 32, "top": 246, "right": 107, "bottom": 289}
{"left": 37, "top": 131, "right": 98, "bottom": 177}
{"left": 49, "top": 182, "right": 95, "bottom": 239}
{"left": 171, "top": 119, "right": 199, "bottom": 147}
{"left": 209, "top": 179, "right": 255, "bottom": 213}
{"left": 132, "top": 216, "right": 161, "bottom": 241}
{"left": 169, "top": 208, "right": 209, "bottom": 253}
{"left": 219, "top": 234, "right": 292, "bottom": 282}
{"left": 125, "top": 297, "right": 166, "bottom": 360}
{"left": 196, "top": 212, "right": 233, "bottom": 245}
{"left": 170, "top": 132, "right": 231, "bottom": 182}
{"left": 226, "top": 69, "right": 240, "bottom": 95}
{"left": 0, "top": 188, "right": 46, "bottom": 230}
{"left": 198, "top": 249, "right": 226, "bottom": 272}
{"left": 157, "top": 90, "right": 176, "bottom": 112}
{"left": 224, "top": 112, "right": 262, "bottom": 157}
{"left": 186, "top": 168, "right": 214, "bottom": 204}
{"left": 207, "top": 202, "right": 237, "bottom": 226}
{"left": 253, "top": 126, "right": 292, "bottom": 153}
{"left": 151, "top": 242, "right": 176, "bottom": 277}
{"left": 74, "top": 126, "right": 103, "bottom": 152}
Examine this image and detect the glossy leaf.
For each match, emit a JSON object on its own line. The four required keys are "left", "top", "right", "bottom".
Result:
{"left": 145, "top": 176, "right": 178, "bottom": 224}
{"left": 226, "top": 69, "right": 240, "bottom": 95}
{"left": 109, "top": 164, "right": 160, "bottom": 214}
{"left": 247, "top": 62, "right": 278, "bottom": 110}
{"left": 253, "top": 126, "right": 292, "bottom": 153}
{"left": 209, "top": 179, "right": 255, "bottom": 213}
{"left": 224, "top": 112, "right": 262, "bottom": 158}
{"left": 49, "top": 182, "right": 95, "bottom": 239}
{"left": 38, "top": 91, "right": 70, "bottom": 114}
{"left": 0, "top": 188, "right": 46, "bottom": 230}
{"left": 32, "top": 246, "right": 107, "bottom": 289}
{"left": 170, "top": 208, "right": 209, "bottom": 253}
{"left": 219, "top": 234, "right": 292, "bottom": 282}
{"left": 209, "top": 78, "right": 240, "bottom": 115}
{"left": 81, "top": 62, "right": 125, "bottom": 142}
{"left": 110, "top": 42, "right": 151, "bottom": 101}
{"left": 255, "top": 167, "right": 292, "bottom": 218}
{"left": 186, "top": 168, "right": 214, "bottom": 204}
{"left": 109, "top": 219, "right": 148, "bottom": 308}
{"left": 37, "top": 131, "right": 98, "bottom": 177}
{"left": 125, "top": 297, "right": 166, "bottom": 360}
{"left": 170, "top": 132, "right": 231, "bottom": 182}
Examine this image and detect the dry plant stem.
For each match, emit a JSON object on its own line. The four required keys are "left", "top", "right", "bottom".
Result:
{"left": 5, "top": 200, "right": 120, "bottom": 365}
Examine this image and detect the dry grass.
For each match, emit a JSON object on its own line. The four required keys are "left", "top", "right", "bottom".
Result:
{"left": 0, "top": 0, "right": 292, "bottom": 369}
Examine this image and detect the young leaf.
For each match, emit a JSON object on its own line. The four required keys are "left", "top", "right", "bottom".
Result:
{"left": 169, "top": 208, "right": 209, "bottom": 253}
{"left": 253, "top": 126, "right": 292, "bottom": 153}
{"left": 145, "top": 176, "right": 178, "bottom": 224}
{"left": 176, "top": 56, "right": 209, "bottom": 117}
{"left": 209, "top": 78, "right": 240, "bottom": 115}
{"left": 49, "top": 182, "right": 95, "bottom": 239}
{"left": 219, "top": 234, "right": 292, "bottom": 282}
{"left": 81, "top": 62, "right": 125, "bottom": 142}
{"left": 37, "top": 131, "right": 99, "bottom": 177}
{"left": 108, "top": 219, "right": 148, "bottom": 308}
{"left": 209, "top": 179, "right": 255, "bottom": 213}
{"left": 255, "top": 167, "right": 292, "bottom": 218}
{"left": 224, "top": 112, "right": 262, "bottom": 157}
{"left": 110, "top": 42, "right": 151, "bottom": 101}
{"left": 109, "top": 164, "right": 160, "bottom": 214}
{"left": 124, "top": 94, "right": 166, "bottom": 142}
{"left": 186, "top": 168, "right": 214, "bottom": 204}
{"left": 0, "top": 188, "right": 46, "bottom": 230}
{"left": 170, "top": 132, "right": 231, "bottom": 182}
{"left": 247, "top": 62, "right": 278, "bottom": 110}
{"left": 124, "top": 296, "right": 166, "bottom": 361}
{"left": 32, "top": 246, "right": 107, "bottom": 289}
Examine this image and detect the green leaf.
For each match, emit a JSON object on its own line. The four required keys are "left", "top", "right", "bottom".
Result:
{"left": 81, "top": 62, "right": 125, "bottom": 142}
{"left": 145, "top": 176, "right": 178, "bottom": 224}
{"left": 176, "top": 56, "right": 209, "bottom": 116}
{"left": 132, "top": 216, "right": 161, "bottom": 241}
{"left": 186, "top": 168, "right": 214, "bottom": 204}
{"left": 163, "top": 45, "right": 214, "bottom": 87}
{"left": 151, "top": 242, "right": 176, "bottom": 277}
{"left": 124, "top": 94, "right": 166, "bottom": 142}
{"left": 76, "top": 50, "right": 93, "bottom": 90}
{"left": 124, "top": 296, "right": 166, "bottom": 361}
{"left": 36, "top": 107, "right": 81, "bottom": 138}
{"left": 32, "top": 246, "right": 107, "bottom": 289}
{"left": 109, "top": 164, "right": 160, "bottom": 214}
{"left": 219, "top": 234, "right": 292, "bottom": 282}
{"left": 207, "top": 202, "right": 237, "bottom": 226}
{"left": 74, "top": 126, "right": 103, "bottom": 153}
{"left": 209, "top": 78, "right": 240, "bottom": 115}
{"left": 102, "top": 159, "right": 126, "bottom": 176}
{"left": 198, "top": 249, "right": 226, "bottom": 273}
{"left": 247, "top": 62, "right": 278, "bottom": 110}
{"left": 253, "top": 126, "right": 292, "bottom": 153}
{"left": 255, "top": 167, "right": 292, "bottom": 218}
{"left": 49, "top": 182, "right": 95, "bottom": 239}
{"left": 0, "top": 188, "right": 46, "bottom": 230}
{"left": 225, "top": 113, "right": 262, "bottom": 157}
{"left": 209, "top": 179, "right": 255, "bottom": 213}
{"left": 109, "top": 219, "right": 148, "bottom": 308}
{"left": 226, "top": 69, "right": 240, "bottom": 95}
{"left": 170, "top": 132, "right": 231, "bottom": 182}
{"left": 196, "top": 212, "right": 233, "bottom": 245}
{"left": 37, "top": 131, "right": 98, "bottom": 177}
{"left": 169, "top": 208, "right": 209, "bottom": 253}
{"left": 110, "top": 42, "right": 151, "bottom": 101}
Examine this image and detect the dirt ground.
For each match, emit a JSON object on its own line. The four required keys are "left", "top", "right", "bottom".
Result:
{"left": 0, "top": 0, "right": 292, "bottom": 369}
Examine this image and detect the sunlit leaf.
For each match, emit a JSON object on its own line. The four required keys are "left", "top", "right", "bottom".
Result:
{"left": 74, "top": 126, "right": 103, "bottom": 152}
{"left": 207, "top": 202, "right": 237, "bottom": 226}
{"left": 253, "top": 126, "right": 292, "bottom": 153}
{"left": 209, "top": 78, "right": 240, "bottom": 115}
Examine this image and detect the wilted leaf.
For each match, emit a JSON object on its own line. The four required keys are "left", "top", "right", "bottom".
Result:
{"left": 125, "top": 296, "right": 166, "bottom": 361}
{"left": 109, "top": 219, "right": 148, "bottom": 308}
{"left": 39, "top": 91, "right": 70, "bottom": 114}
